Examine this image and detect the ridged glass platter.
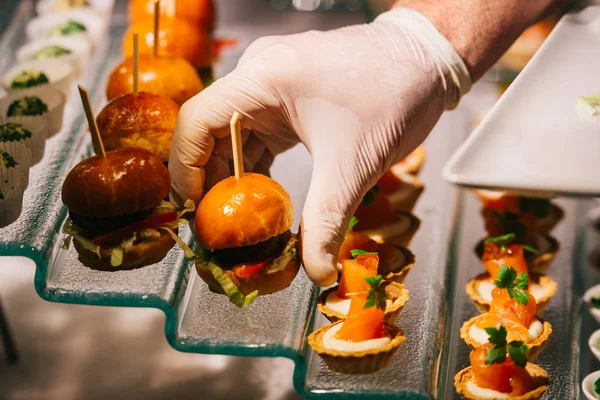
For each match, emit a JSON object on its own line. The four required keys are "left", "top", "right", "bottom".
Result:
{"left": 0, "top": 1, "right": 595, "bottom": 399}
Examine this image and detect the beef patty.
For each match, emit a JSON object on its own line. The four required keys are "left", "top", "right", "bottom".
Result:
{"left": 211, "top": 230, "right": 292, "bottom": 268}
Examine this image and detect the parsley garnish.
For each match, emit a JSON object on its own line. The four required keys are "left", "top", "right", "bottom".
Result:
{"left": 350, "top": 249, "right": 378, "bottom": 259}
{"left": 0, "top": 150, "right": 18, "bottom": 169}
{"left": 0, "top": 123, "right": 33, "bottom": 142}
{"left": 484, "top": 232, "right": 538, "bottom": 254}
{"left": 591, "top": 296, "right": 600, "bottom": 309}
{"left": 595, "top": 376, "right": 600, "bottom": 395}
{"left": 484, "top": 326, "right": 528, "bottom": 368}
{"left": 7, "top": 96, "right": 48, "bottom": 117}
{"left": 10, "top": 70, "right": 49, "bottom": 89}
{"left": 348, "top": 216, "right": 359, "bottom": 231}
{"left": 361, "top": 185, "right": 380, "bottom": 206}
{"left": 363, "top": 275, "right": 386, "bottom": 310}
{"left": 494, "top": 265, "right": 529, "bottom": 305}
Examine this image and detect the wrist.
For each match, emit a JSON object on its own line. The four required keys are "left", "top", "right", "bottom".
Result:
{"left": 392, "top": 0, "right": 567, "bottom": 81}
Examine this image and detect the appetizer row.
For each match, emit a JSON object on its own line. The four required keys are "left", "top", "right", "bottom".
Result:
{"left": 455, "top": 191, "right": 563, "bottom": 399}
{"left": 308, "top": 148, "right": 426, "bottom": 374}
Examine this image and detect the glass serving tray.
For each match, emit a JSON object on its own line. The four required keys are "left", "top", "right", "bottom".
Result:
{"left": 0, "top": 1, "right": 595, "bottom": 399}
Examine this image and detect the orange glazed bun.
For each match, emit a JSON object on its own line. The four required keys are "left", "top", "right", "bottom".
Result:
{"left": 96, "top": 92, "right": 179, "bottom": 163}
{"left": 123, "top": 18, "right": 213, "bottom": 69}
{"left": 195, "top": 173, "right": 294, "bottom": 250}
{"left": 106, "top": 54, "right": 203, "bottom": 106}
{"left": 129, "top": 0, "right": 216, "bottom": 31}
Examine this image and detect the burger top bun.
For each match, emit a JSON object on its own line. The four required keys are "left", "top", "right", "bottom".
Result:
{"left": 122, "top": 17, "right": 213, "bottom": 69}
{"left": 195, "top": 173, "right": 294, "bottom": 250}
{"left": 106, "top": 54, "right": 203, "bottom": 106}
{"left": 62, "top": 147, "right": 170, "bottom": 217}
{"left": 129, "top": 0, "right": 216, "bottom": 31}
{"left": 96, "top": 92, "right": 179, "bottom": 163}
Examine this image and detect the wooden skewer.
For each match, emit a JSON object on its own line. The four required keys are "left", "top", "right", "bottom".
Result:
{"left": 133, "top": 33, "right": 139, "bottom": 94}
{"left": 230, "top": 112, "right": 244, "bottom": 179}
{"left": 153, "top": 0, "right": 160, "bottom": 58}
{"left": 77, "top": 85, "right": 106, "bottom": 158}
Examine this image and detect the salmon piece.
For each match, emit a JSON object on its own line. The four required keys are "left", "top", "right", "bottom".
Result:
{"left": 476, "top": 291, "right": 537, "bottom": 343}
{"left": 482, "top": 244, "right": 529, "bottom": 280}
{"left": 335, "top": 295, "right": 386, "bottom": 342}
{"left": 338, "top": 231, "right": 378, "bottom": 262}
{"left": 376, "top": 170, "right": 404, "bottom": 194}
{"left": 338, "top": 254, "right": 379, "bottom": 299}
{"left": 354, "top": 194, "right": 399, "bottom": 231}
{"left": 470, "top": 344, "right": 533, "bottom": 395}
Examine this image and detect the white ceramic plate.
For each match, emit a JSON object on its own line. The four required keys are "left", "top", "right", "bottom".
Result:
{"left": 583, "top": 370, "right": 600, "bottom": 400}
{"left": 443, "top": 6, "right": 600, "bottom": 197}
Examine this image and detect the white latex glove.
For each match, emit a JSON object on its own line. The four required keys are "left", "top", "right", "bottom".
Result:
{"left": 169, "top": 8, "right": 471, "bottom": 286}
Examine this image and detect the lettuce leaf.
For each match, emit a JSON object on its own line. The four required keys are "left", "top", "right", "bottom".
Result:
{"left": 266, "top": 235, "right": 298, "bottom": 275}
{"left": 577, "top": 94, "right": 600, "bottom": 116}
{"left": 205, "top": 259, "right": 258, "bottom": 307}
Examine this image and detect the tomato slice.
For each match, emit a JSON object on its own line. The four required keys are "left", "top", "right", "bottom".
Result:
{"left": 93, "top": 211, "right": 178, "bottom": 245}
{"left": 232, "top": 257, "right": 274, "bottom": 279}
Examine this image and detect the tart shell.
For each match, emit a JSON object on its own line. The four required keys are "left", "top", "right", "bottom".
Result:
{"left": 317, "top": 282, "right": 409, "bottom": 323}
{"left": 454, "top": 363, "right": 550, "bottom": 400}
{"left": 358, "top": 212, "right": 421, "bottom": 248}
{"left": 390, "top": 146, "right": 426, "bottom": 176}
{"left": 460, "top": 314, "right": 552, "bottom": 362}
{"left": 308, "top": 321, "right": 405, "bottom": 375}
{"left": 465, "top": 272, "right": 557, "bottom": 314}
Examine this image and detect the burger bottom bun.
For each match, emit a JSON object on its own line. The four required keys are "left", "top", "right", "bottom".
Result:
{"left": 73, "top": 230, "right": 176, "bottom": 271}
{"left": 195, "top": 259, "right": 300, "bottom": 296}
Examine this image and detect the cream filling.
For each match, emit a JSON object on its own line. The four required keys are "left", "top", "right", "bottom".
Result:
{"left": 325, "top": 291, "right": 393, "bottom": 317}
{"left": 469, "top": 319, "right": 543, "bottom": 344}
{"left": 478, "top": 280, "right": 547, "bottom": 303}
{"left": 358, "top": 216, "right": 411, "bottom": 243}
{"left": 323, "top": 323, "right": 390, "bottom": 352}
{"left": 466, "top": 380, "right": 509, "bottom": 399}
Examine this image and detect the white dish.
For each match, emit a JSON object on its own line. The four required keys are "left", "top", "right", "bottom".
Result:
{"left": 36, "top": 0, "right": 115, "bottom": 20}
{"left": 16, "top": 36, "right": 91, "bottom": 78}
{"left": 589, "top": 329, "right": 600, "bottom": 362}
{"left": 584, "top": 284, "right": 600, "bottom": 324}
{"left": 26, "top": 10, "right": 105, "bottom": 47}
{"left": 443, "top": 6, "right": 600, "bottom": 197}
{"left": 1, "top": 59, "right": 73, "bottom": 99}
{"left": 583, "top": 370, "right": 600, "bottom": 400}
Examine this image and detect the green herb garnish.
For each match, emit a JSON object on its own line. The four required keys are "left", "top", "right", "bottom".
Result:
{"left": 595, "top": 376, "right": 600, "bottom": 395}
{"left": 361, "top": 185, "right": 380, "bottom": 206}
{"left": 348, "top": 216, "right": 359, "bottom": 231}
{"left": 7, "top": 96, "right": 48, "bottom": 117}
{"left": 0, "top": 150, "right": 17, "bottom": 169}
{"left": 350, "top": 249, "right": 378, "bottom": 259}
{"left": 484, "top": 232, "right": 538, "bottom": 254}
{"left": 363, "top": 275, "right": 386, "bottom": 310}
{"left": 484, "top": 326, "right": 528, "bottom": 368}
{"left": 591, "top": 296, "right": 600, "bottom": 309}
{"left": 50, "top": 20, "right": 86, "bottom": 36}
{"left": 34, "top": 45, "right": 72, "bottom": 60}
{"left": 10, "top": 70, "right": 49, "bottom": 89}
{"left": 0, "top": 123, "right": 32, "bottom": 142}
{"left": 494, "top": 265, "right": 529, "bottom": 305}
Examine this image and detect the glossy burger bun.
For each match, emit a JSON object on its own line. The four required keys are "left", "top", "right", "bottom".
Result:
{"left": 129, "top": 0, "right": 216, "bottom": 31}
{"left": 123, "top": 18, "right": 213, "bottom": 69}
{"left": 195, "top": 258, "right": 300, "bottom": 296}
{"left": 194, "top": 173, "right": 294, "bottom": 250}
{"left": 96, "top": 92, "right": 179, "bottom": 163}
{"left": 74, "top": 230, "right": 176, "bottom": 271}
{"left": 106, "top": 54, "right": 203, "bottom": 106}
{"left": 62, "top": 147, "right": 170, "bottom": 217}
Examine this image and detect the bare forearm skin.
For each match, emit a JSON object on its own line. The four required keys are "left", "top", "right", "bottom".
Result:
{"left": 393, "top": 0, "right": 571, "bottom": 81}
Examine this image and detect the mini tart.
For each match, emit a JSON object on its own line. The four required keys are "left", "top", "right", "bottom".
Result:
{"left": 390, "top": 146, "right": 426, "bottom": 175}
{"left": 465, "top": 272, "right": 557, "bottom": 314}
{"left": 480, "top": 203, "right": 564, "bottom": 235}
{"left": 336, "top": 245, "right": 415, "bottom": 284}
{"left": 474, "top": 234, "right": 559, "bottom": 275}
{"left": 357, "top": 212, "right": 421, "bottom": 248}
{"left": 454, "top": 363, "right": 550, "bottom": 400}
{"left": 385, "top": 172, "right": 424, "bottom": 213}
{"left": 460, "top": 315, "right": 552, "bottom": 362}
{"left": 317, "top": 282, "right": 409, "bottom": 323}
{"left": 308, "top": 321, "right": 405, "bottom": 375}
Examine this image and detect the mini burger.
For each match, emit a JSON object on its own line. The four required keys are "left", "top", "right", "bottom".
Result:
{"left": 194, "top": 173, "right": 299, "bottom": 307}
{"left": 96, "top": 92, "right": 179, "bottom": 164}
{"left": 61, "top": 147, "right": 193, "bottom": 270}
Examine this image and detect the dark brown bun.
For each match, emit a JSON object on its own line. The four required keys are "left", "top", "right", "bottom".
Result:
{"left": 195, "top": 258, "right": 299, "bottom": 296}
{"left": 74, "top": 229, "right": 176, "bottom": 271}
{"left": 106, "top": 55, "right": 203, "bottom": 106}
{"left": 62, "top": 147, "right": 170, "bottom": 217}
{"left": 96, "top": 92, "right": 179, "bottom": 163}
{"left": 194, "top": 173, "right": 294, "bottom": 250}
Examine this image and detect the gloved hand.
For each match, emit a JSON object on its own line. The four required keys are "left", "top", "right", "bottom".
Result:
{"left": 169, "top": 7, "right": 471, "bottom": 287}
